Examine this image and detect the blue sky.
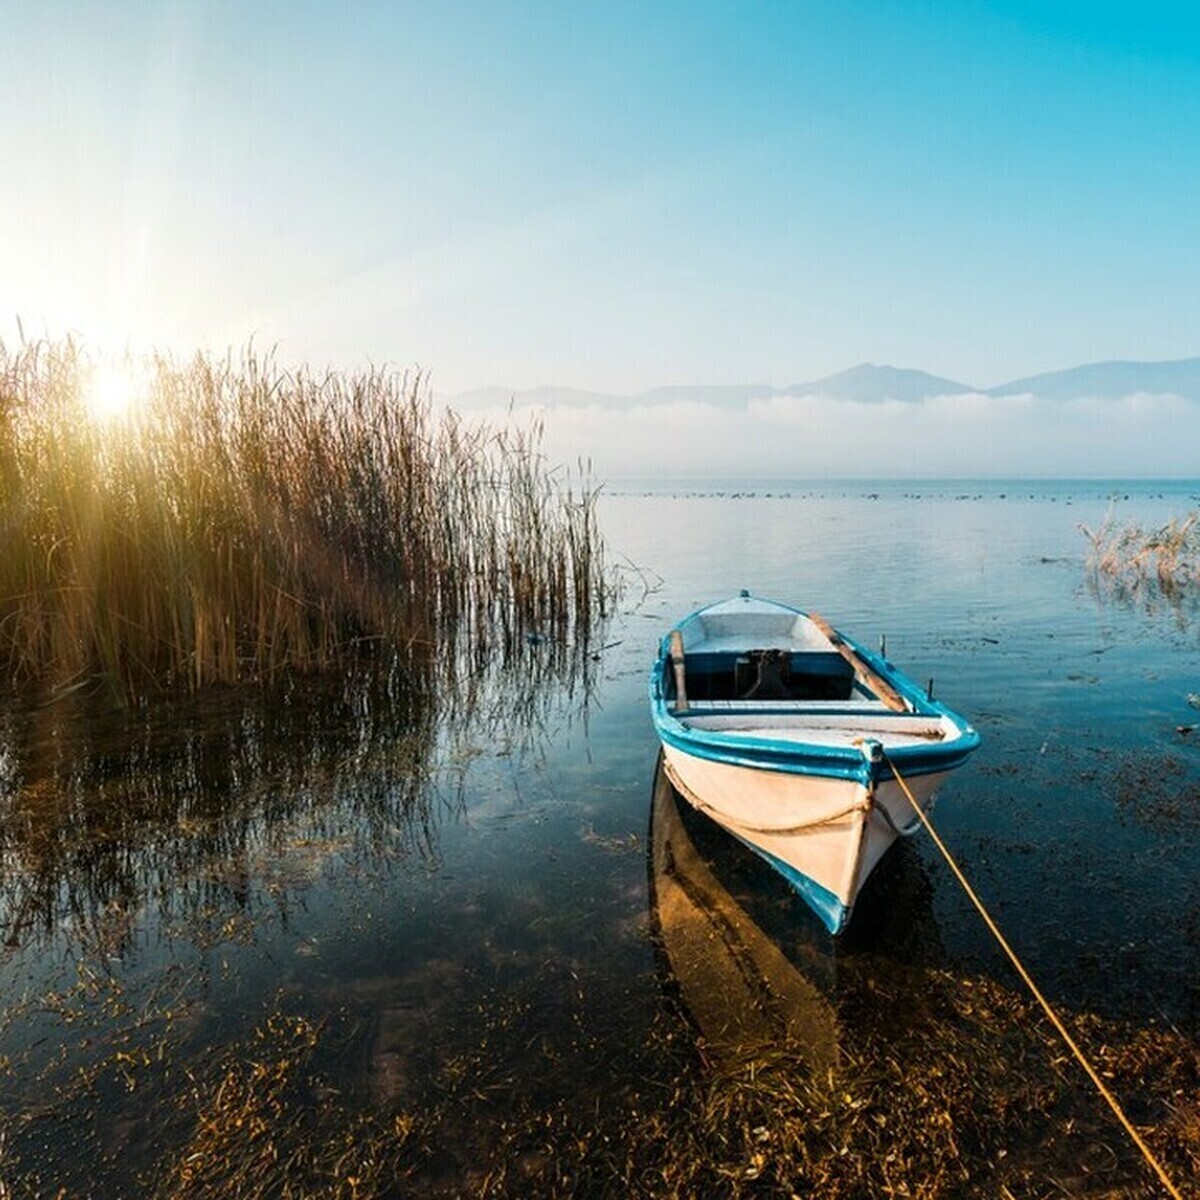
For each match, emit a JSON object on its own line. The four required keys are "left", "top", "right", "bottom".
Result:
{"left": 3, "top": 1, "right": 1200, "bottom": 393}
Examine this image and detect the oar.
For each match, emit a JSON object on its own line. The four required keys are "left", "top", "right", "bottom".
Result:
{"left": 668, "top": 629, "right": 689, "bottom": 712}
{"left": 808, "top": 613, "right": 909, "bottom": 712}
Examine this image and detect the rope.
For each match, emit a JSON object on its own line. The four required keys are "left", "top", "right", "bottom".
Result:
{"left": 880, "top": 750, "right": 1185, "bottom": 1200}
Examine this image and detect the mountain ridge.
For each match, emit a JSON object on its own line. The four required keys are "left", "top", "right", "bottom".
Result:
{"left": 986, "top": 356, "right": 1200, "bottom": 401}
{"left": 446, "top": 356, "right": 1200, "bottom": 410}
{"left": 786, "top": 363, "right": 972, "bottom": 403}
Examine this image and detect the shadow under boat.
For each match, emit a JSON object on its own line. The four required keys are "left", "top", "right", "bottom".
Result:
{"left": 648, "top": 754, "right": 840, "bottom": 1071}
{"left": 647, "top": 753, "right": 946, "bottom": 1070}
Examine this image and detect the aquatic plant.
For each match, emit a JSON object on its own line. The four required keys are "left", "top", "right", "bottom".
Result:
{"left": 0, "top": 337, "right": 608, "bottom": 697}
{"left": 2, "top": 955, "right": 1195, "bottom": 1198}
{"left": 1080, "top": 508, "right": 1200, "bottom": 589}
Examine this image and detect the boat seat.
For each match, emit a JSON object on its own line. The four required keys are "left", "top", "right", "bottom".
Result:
{"left": 685, "top": 699, "right": 893, "bottom": 714}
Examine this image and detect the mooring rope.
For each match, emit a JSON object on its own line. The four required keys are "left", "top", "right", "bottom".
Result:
{"left": 880, "top": 750, "right": 1186, "bottom": 1200}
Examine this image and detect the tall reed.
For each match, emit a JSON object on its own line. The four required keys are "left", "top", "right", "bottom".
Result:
{"left": 1080, "top": 507, "right": 1200, "bottom": 590}
{"left": 0, "top": 338, "right": 609, "bottom": 696}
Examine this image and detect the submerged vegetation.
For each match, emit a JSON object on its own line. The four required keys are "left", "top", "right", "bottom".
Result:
{"left": 1080, "top": 509, "right": 1200, "bottom": 590}
{"left": 0, "top": 338, "right": 608, "bottom": 697}
{"left": 2, "top": 921, "right": 1196, "bottom": 1197}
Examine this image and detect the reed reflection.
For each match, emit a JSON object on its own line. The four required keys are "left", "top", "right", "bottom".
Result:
{"left": 1085, "top": 566, "right": 1200, "bottom": 636}
{"left": 0, "top": 637, "right": 598, "bottom": 958}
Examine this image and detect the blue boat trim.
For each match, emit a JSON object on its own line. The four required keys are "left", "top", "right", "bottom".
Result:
{"left": 653, "top": 723, "right": 978, "bottom": 783}
{"left": 726, "top": 829, "right": 849, "bottom": 935}
{"left": 648, "top": 595, "right": 981, "bottom": 786}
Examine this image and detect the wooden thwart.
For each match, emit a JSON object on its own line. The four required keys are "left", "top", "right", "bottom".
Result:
{"left": 809, "top": 612, "right": 908, "bottom": 712}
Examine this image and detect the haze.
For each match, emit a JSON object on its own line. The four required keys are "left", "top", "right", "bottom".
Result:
{"left": 4, "top": 2, "right": 1200, "bottom": 476}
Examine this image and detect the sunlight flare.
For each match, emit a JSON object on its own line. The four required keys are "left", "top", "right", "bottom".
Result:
{"left": 82, "top": 358, "right": 149, "bottom": 423}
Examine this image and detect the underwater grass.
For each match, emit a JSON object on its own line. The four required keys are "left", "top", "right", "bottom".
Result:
{"left": 2, "top": 963, "right": 1195, "bottom": 1198}
{"left": 0, "top": 338, "right": 608, "bottom": 697}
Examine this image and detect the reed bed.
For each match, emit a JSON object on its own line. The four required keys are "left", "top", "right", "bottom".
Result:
{"left": 0, "top": 338, "right": 608, "bottom": 697}
{"left": 1080, "top": 509, "right": 1200, "bottom": 589}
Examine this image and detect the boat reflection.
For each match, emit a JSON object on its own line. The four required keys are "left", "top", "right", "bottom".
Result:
{"left": 648, "top": 754, "right": 840, "bottom": 1072}
{"left": 649, "top": 753, "right": 947, "bottom": 1072}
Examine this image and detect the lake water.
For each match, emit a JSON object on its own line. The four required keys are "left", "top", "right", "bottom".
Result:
{"left": 1, "top": 479, "right": 1198, "bottom": 1196}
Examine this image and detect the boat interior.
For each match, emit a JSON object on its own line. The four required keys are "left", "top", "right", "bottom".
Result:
{"left": 661, "top": 644, "right": 952, "bottom": 744}
{"left": 667, "top": 648, "right": 859, "bottom": 703}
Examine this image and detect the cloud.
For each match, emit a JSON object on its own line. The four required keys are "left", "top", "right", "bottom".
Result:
{"left": 454, "top": 389, "right": 1200, "bottom": 479}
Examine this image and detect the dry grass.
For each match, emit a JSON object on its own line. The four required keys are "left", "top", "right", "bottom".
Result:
{"left": 0, "top": 945, "right": 1196, "bottom": 1198}
{"left": 0, "top": 338, "right": 608, "bottom": 697}
{"left": 144, "top": 974, "right": 1200, "bottom": 1199}
{"left": 1080, "top": 509, "right": 1200, "bottom": 590}
{"left": 467, "top": 970, "right": 1200, "bottom": 1200}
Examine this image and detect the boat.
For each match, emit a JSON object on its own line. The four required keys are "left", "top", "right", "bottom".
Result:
{"left": 649, "top": 592, "right": 980, "bottom": 934}
{"left": 648, "top": 757, "right": 840, "bottom": 1069}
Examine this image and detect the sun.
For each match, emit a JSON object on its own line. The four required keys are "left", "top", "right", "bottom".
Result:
{"left": 82, "top": 359, "right": 148, "bottom": 423}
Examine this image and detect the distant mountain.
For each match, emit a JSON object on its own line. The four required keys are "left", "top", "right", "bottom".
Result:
{"left": 786, "top": 363, "right": 974, "bottom": 403}
{"left": 449, "top": 367, "right": 970, "bottom": 410}
{"left": 446, "top": 356, "right": 1200, "bottom": 412}
{"left": 634, "top": 383, "right": 777, "bottom": 407}
{"left": 988, "top": 357, "right": 1200, "bottom": 401}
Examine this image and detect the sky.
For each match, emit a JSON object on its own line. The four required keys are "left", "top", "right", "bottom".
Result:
{"left": 3, "top": 1, "right": 1200, "bottom": 407}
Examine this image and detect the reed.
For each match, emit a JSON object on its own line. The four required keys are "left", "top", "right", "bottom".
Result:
{"left": 1080, "top": 508, "right": 1200, "bottom": 589}
{"left": 0, "top": 338, "right": 609, "bottom": 696}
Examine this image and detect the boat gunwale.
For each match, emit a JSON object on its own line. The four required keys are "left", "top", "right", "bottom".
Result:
{"left": 655, "top": 723, "right": 978, "bottom": 782}
{"left": 649, "top": 595, "right": 981, "bottom": 783}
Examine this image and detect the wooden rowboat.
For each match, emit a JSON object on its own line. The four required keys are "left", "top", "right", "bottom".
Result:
{"left": 649, "top": 593, "right": 980, "bottom": 934}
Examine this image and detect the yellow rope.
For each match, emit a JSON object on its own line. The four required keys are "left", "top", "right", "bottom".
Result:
{"left": 880, "top": 750, "right": 1186, "bottom": 1200}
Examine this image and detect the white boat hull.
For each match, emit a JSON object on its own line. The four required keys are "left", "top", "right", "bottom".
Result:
{"left": 662, "top": 745, "right": 947, "bottom": 934}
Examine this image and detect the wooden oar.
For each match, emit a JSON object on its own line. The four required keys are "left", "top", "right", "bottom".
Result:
{"left": 668, "top": 629, "right": 689, "bottom": 712}
{"left": 808, "top": 612, "right": 909, "bottom": 712}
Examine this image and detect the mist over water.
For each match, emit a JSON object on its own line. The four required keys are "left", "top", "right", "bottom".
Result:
{"left": 458, "top": 391, "right": 1200, "bottom": 479}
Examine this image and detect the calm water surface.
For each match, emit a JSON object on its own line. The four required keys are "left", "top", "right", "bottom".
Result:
{"left": 1, "top": 479, "right": 1198, "bottom": 1195}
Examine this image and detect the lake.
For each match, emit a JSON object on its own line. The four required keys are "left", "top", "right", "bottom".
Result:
{"left": 1, "top": 479, "right": 1198, "bottom": 1196}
